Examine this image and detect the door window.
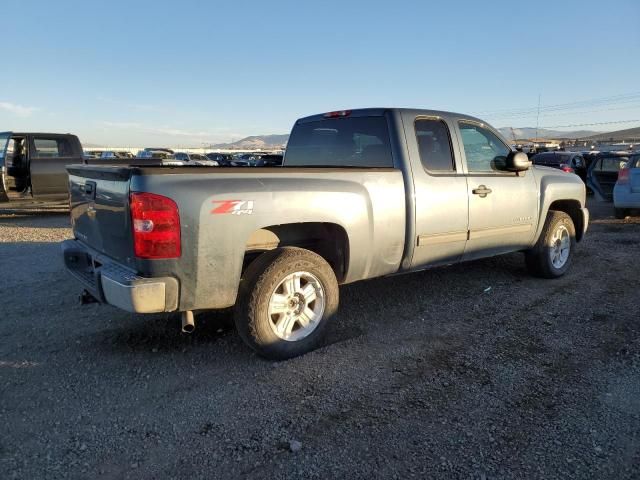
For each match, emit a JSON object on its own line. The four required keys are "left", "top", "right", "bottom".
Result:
{"left": 0, "top": 132, "right": 10, "bottom": 163}
{"left": 594, "top": 157, "right": 628, "bottom": 172}
{"left": 459, "top": 122, "right": 511, "bottom": 172}
{"left": 33, "top": 137, "right": 73, "bottom": 158}
{"left": 415, "top": 119, "right": 455, "bottom": 172}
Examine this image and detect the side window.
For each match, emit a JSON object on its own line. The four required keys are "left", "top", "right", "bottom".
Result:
{"left": 33, "top": 138, "right": 73, "bottom": 158}
{"left": 415, "top": 119, "right": 455, "bottom": 172}
{"left": 596, "top": 157, "right": 628, "bottom": 172}
{"left": 459, "top": 122, "right": 511, "bottom": 173}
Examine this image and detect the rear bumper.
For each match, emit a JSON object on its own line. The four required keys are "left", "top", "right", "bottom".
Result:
{"left": 61, "top": 239, "right": 179, "bottom": 313}
{"left": 613, "top": 188, "right": 640, "bottom": 208}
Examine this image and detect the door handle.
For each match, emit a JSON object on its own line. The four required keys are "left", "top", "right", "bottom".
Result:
{"left": 472, "top": 185, "right": 492, "bottom": 198}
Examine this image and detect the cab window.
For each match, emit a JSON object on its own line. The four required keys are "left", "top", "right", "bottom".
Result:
{"left": 459, "top": 122, "right": 510, "bottom": 172}
{"left": 415, "top": 119, "right": 455, "bottom": 172}
{"left": 33, "top": 137, "right": 73, "bottom": 158}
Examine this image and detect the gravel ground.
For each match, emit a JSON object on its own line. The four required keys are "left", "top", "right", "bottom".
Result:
{"left": 0, "top": 200, "right": 638, "bottom": 479}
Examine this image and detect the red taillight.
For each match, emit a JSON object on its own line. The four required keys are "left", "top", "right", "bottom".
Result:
{"left": 618, "top": 168, "right": 630, "bottom": 183}
{"left": 324, "top": 110, "right": 352, "bottom": 118}
{"left": 130, "top": 192, "right": 181, "bottom": 259}
{"left": 560, "top": 164, "right": 574, "bottom": 173}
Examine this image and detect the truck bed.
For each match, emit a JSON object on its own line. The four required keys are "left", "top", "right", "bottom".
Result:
{"left": 66, "top": 164, "right": 407, "bottom": 311}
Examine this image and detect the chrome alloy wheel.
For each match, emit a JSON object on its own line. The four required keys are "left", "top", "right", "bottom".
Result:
{"left": 267, "top": 271, "right": 325, "bottom": 342}
{"left": 549, "top": 224, "right": 570, "bottom": 268}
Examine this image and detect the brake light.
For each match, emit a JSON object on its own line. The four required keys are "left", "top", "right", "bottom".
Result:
{"left": 618, "top": 167, "right": 630, "bottom": 183}
{"left": 560, "top": 164, "right": 574, "bottom": 173}
{"left": 130, "top": 192, "right": 181, "bottom": 259}
{"left": 324, "top": 110, "right": 352, "bottom": 118}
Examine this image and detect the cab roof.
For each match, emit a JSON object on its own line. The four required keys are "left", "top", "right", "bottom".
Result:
{"left": 296, "top": 108, "right": 488, "bottom": 125}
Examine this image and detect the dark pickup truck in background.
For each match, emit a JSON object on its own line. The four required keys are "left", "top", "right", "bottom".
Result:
{"left": 0, "top": 132, "right": 83, "bottom": 202}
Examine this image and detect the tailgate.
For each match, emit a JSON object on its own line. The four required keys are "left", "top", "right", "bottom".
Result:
{"left": 67, "top": 165, "right": 134, "bottom": 264}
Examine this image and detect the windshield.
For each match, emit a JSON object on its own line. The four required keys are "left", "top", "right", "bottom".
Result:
{"left": 285, "top": 116, "right": 393, "bottom": 167}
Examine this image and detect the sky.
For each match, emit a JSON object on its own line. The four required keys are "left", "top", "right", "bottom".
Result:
{"left": 1, "top": 0, "right": 639, "bottom": 146}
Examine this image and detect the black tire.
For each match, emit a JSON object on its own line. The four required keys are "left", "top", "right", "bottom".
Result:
{"left": 615, "top": 208, "right": 628, "bottom": 219}
{"left": 525, "top": 211, "right": 576, "bottom": 279}
{"left": 234, "top": 247, "right": 339, "bottom": 360}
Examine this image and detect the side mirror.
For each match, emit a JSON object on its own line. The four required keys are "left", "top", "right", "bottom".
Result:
{"left": 503, "top": 151, "right": 530, "bottom": 172}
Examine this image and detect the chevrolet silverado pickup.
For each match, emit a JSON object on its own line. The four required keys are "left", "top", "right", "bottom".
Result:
{"left": 62, "top": 108, "right": 589, "bottom": 359}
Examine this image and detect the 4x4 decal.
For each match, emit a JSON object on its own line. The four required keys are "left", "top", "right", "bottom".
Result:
{"left": 211, "top": 200, "right": 254, "bottom": 215}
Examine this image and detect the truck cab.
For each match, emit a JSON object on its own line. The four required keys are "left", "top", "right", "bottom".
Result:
{"left": 0, "top": 132, "right": 83, "bottom": 202}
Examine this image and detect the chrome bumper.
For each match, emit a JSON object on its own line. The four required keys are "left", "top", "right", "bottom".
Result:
{"left": 61, "top": 239, "right": 179, "bottom": 313}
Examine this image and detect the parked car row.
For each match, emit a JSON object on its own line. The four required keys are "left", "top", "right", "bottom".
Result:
{"left": 528, "top": 150, "right": 640, "bottom": 216}
{"left": 84, "top": 148, "right": 285, "bottom": 168}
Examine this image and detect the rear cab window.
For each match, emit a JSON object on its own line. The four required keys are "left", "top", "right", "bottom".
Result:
{"left": 285, "top": 116, "right": 393, "bottom": 167}
{"left": 415, "top": 118, "right": 456, "bottom": 172}
{"left": 33, "top": 137, "right": 74, "bottom": 158}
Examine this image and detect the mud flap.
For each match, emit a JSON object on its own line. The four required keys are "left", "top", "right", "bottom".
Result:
{"left": 0, "top": 132, "right": 11, "bottom": 202}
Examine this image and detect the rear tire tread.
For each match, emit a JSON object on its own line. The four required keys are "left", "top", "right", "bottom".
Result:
{"left": 234, "top": 247, "right": 339, "bottom": 360}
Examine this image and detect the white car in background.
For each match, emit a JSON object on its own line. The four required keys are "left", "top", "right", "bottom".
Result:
{"left": 174, "top": 152, "right": 219, "bottom": 166}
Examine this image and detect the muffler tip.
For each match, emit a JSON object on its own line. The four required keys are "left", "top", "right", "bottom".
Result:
{"left": 181, "top": 311, "right": 195, "bottom": 334}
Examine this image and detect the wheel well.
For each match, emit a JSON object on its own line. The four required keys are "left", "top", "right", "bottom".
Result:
{"left": 243, "top": 223, "right": 349, "bottom": 282}
{"left": 548, "top": 200, "right": 584, "bottom": 241}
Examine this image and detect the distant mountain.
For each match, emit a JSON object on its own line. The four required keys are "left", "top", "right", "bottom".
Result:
{"left": 213, "top": 134, "right": 289, "bottom": 150}
{"left": 584, "top": 126, "right": 640, "bottom": 142}
{"left": 497, "top": 127, "right": 599, "bottom": 141}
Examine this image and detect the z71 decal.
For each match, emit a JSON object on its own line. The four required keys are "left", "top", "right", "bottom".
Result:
{"left": 211, "top": 200, "right": 254, "bottom": 215}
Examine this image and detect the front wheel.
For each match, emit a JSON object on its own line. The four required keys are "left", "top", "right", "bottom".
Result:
{"left": 234, "top": 247, "right": 339, "bottom": 360}
{"left": 525, "top": 211, "right": 576, "bottom": 278}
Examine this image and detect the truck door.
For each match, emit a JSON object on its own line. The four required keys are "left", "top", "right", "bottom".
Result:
{"left": 0, "top": 132, "right": 11, "bottom": 202}
{"left": 402, "top": 113, "right": 469, "bottom": 268}
{"left": 455, "top": 121, "right": 538, "bottom": 261}
{"left": 29, "top": 135, "right": 77, "bottom": 197}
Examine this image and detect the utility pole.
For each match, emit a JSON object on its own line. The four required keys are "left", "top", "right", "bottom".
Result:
{"left": 535, "top": 93, "right": 541, "bottom": 142}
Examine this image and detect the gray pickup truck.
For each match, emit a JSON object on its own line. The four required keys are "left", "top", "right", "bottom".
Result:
{"left": 62, "top": 108, "right": 588, "bottom": 359}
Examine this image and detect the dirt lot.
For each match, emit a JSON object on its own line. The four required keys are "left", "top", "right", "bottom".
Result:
{"left": 0, "top": 200, "right": 638, "bottom": 479}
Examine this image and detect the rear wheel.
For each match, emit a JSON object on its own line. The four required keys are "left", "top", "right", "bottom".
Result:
{"left": 234, "top": 247, "right": 339, "bottom": 360}
{"left": 525, "top": 211, "right": 576, "bottom": 278}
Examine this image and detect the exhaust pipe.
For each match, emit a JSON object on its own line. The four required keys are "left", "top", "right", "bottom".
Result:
{"left": 181, "top": 311, "right": 195, "bottom": 334}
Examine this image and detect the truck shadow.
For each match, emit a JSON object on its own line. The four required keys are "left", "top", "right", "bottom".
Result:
{"left": 92, "top": 309, "right": 241, "bottom": 355}
{"left": 91, "top": 251, "right": 531, "bottom": 359}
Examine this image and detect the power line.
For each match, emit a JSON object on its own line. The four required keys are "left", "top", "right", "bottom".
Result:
{"left": 539, "top": 119, "right": 640, "bottom": 129}
{"left": 475, "top": 91, "right": 640, "bottom": 117}
{"left": 476, "top": 92, "right": 640, "bottom": 125}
